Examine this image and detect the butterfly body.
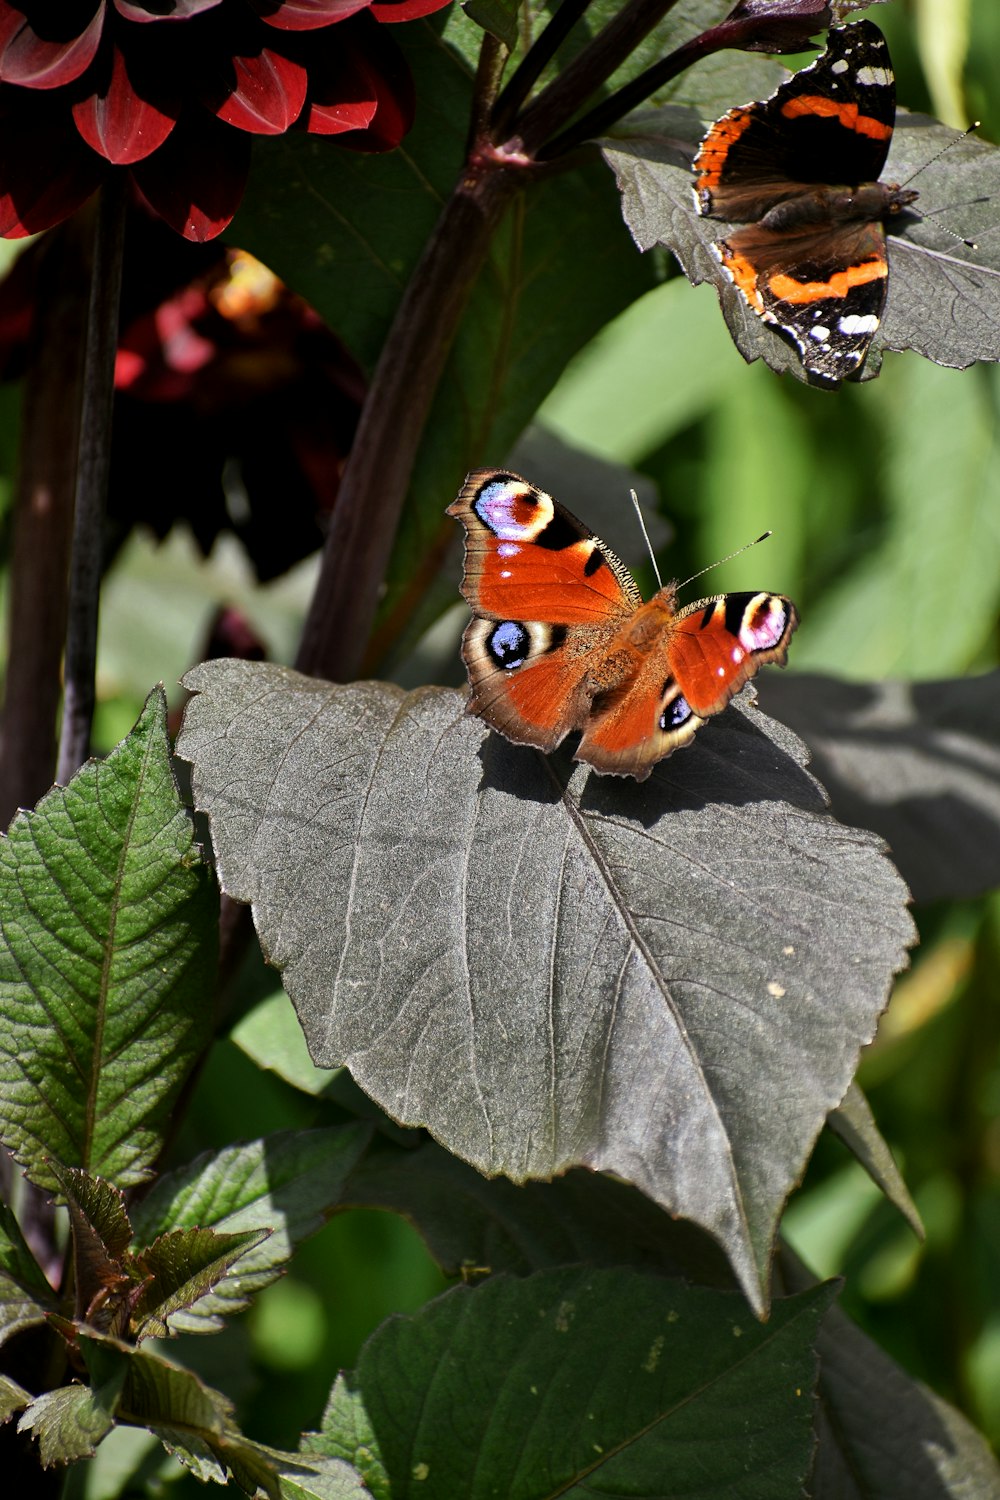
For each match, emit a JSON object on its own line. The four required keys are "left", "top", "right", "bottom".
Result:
{"left": 693, "top": 19, "right": 917, "bottom": 381}
{"left": 449, "top": 469, "right": 797, "bottom": 780}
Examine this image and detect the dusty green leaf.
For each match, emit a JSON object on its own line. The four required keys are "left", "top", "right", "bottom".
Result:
{"left": 827, "top": 1083, "right": 923, "bottom": 1241}
{"left": 129, "top": 1124, "right": 370, "bottom": 1330}
{"left": 347, "top": 1268, "right": 835, "bottom": 1499}
{"left": 179, "top": 662, "right": 914, "bottom": 1311}
{"left": 18, "top": 1378, "right": 121, "bottom": 1467}
{"left": 130, "top": 1225, "right": 270, "bottom": 1340}
{"left": 0, "top": 688, "right": 217, "bottom": 1192}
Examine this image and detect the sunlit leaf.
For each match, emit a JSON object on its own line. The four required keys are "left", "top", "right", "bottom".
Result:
{"left": 0, "top": 689, "right": 217, "bottom": 1191}
{"left": 179, "top": 660, "right": 913, "bottom": 1310}
{"left": 129, "top": 1124, "right": 371, "bottom": 1330}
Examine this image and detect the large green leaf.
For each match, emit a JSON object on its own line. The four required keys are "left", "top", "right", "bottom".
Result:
{"left": 178, "top": 661, "right": 914, "bottom": 1310}
{"left": 346, "top": 1140, "right": 992, "bottom": 1499}
{"left": 0, "top": 689, "right": 217, "bottom": 1191}
{"left": 321, "top": 1269, "right": 835, "bottom": 1499}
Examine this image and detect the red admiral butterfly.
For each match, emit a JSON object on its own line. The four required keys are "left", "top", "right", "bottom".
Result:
{"left": 693, "top": 19, "right": 918, "bottom": 382}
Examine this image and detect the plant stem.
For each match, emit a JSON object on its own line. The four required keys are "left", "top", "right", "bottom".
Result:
{"left": 492, "top": 0, "right": 596, "bottom": 137}
{"left": 0, "top": 227, "right": 89, "bottom": 825}
{"left": 295, "top": 163, "right": 518, "bottom": 683}
{"left": 540, "top": 14, "right": 810, "bottom": 158}
{"left": 515, "top": 0, "right": 683, "bottom": 155}
{"left": 55, "top": 175, "right": 127, "bottom": 787}
{"left": 469, "top": 29, "right": 511, "bottom": 149}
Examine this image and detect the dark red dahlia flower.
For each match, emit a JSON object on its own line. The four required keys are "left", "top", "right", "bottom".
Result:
{"left": 0, "top": 212, "right": 367, "bottom": 576}
{"left": 0, "top": 0, "right": 451, "bottom": 240}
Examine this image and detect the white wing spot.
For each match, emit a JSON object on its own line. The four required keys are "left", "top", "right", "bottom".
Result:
{"left": 838, "top": 313, "right": 879, "bottom": 335}
{"left": 855, "top": 65, "right": 892, "bottom": 87}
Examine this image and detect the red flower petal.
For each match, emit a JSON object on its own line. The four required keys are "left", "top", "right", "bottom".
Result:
{"left": 211, "top": 46, "right": 308, "bottom": 134}
{"left": 252, "top": 0, "right": 372, "bottom": 32}
{"left": 369, "top": 0, "right": 453, "bottom": 18}
{"left": 130, "top": 113, "right": 250, "bottom": 240}
{"left": 0, "top": 1, "right": 105, "bottom": 88}
{"left": 0, "top": 94, "right": 104, "bottom": 236}
{"left": 301, "top": 19, "right": 411, "bottom": 146}
{"left": 72, "top": 42, "right": 176, "bottom": 163}
{"left": 113, "top": 0, "right": 225, "bottom": 20}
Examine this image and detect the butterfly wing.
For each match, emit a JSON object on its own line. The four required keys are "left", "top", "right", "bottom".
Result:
{"left": 572, "top": 589, "right": 796, "bottom": 779}
{"left": 667, "top": 591, "right": 797, "bottom": 716}
{"left": 447, "top": 469, "right": 644, "bottom": 752}
{"left": 714, "top": 218, "right": 892, "bottom": 380}
{"left": 693, "top": 21, "right": 905, "bottom": 380}
{"left": 693, "top": 20, "right": 896, "bottom": 216}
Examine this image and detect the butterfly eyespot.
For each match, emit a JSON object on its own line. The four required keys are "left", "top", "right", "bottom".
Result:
{"left": 474, "top": 478, "right": 541, "bottom": 541}
{"left": 487, "top": 621, "right": 530, "bottom": 670}
{"left": 739, "top": 596, "right": 788, "bottom": 652}
{"left": 660, "top": 695, "right": 693, "bottom": 732}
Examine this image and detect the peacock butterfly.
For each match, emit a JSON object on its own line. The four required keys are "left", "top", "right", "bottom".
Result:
{"left": 448, "top": 468, "right": 798, "bottom": 781}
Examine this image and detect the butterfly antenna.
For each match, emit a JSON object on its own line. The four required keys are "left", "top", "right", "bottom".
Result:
{"left": 911, "top": 201, "right": 981, "bottom": 249}
{"left": 629, "top": 488, "right": 663, "bottom": 590}
{"left": 678, "top": 532, "right": 772, "bottom": 592}
{"left": 892, "top": 123, "right": 982, "bottom": 248}
{"left": 897, "top": 121, "right": 979, "bottom": 190}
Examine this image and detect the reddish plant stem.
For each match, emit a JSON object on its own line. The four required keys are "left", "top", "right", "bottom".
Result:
{"left": 539, "top": 11, "right": 827, "bottom": 159}
{"left": 515, "top": 0, "right": 683, "bottom": 155}
{"left": 0, "top": 226, "right": 89, "bottom": 825}
{"left": 295, "top": 163, "right": 519, "bottom": 684}
{"left": 56, "top": 175, "right": 127, "bottom": 786}
{"left": 469, "top": 29, "right": 510, "bottom": 149}
{"left": 492, "top": 0, "right": 596, "bottom": 137}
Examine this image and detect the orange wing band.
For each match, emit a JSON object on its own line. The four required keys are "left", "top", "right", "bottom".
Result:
{"left": 780, "top": 95, "right": 892, "bottom": 142}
